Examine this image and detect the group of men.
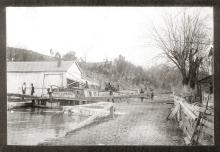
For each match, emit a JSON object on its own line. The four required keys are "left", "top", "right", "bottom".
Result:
{"left": 22, "top": 82, "right": 54, "bottom": 100}
{"left": 140, "top": 88, "right": 154, "bottom": 102}
{"left": 21, "top": 82, "right": 35, "bottom": 96}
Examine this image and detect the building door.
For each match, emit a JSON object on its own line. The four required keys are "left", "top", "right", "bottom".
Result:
{"left": 42, "top": 73, "right": 64, "bottom": 95}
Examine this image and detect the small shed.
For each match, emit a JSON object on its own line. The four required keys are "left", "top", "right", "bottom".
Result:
{"left": 7, "top": 61, "right": 96, "bottom": 96}
{"left": 198, "top": 75, "right": 213, "bottom": 107}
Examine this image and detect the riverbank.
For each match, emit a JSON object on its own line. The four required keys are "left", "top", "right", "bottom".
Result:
{"left": 41, "top": 96, "right": 185, "bottom": 145}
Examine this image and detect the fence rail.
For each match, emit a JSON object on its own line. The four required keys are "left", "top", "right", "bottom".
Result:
{"left": 168, "top": 94, "right": 214, "bottom": 145}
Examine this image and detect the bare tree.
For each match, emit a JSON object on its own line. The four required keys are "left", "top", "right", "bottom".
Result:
{"left": 152, "top": 9, "right": 212, "bottom": 92}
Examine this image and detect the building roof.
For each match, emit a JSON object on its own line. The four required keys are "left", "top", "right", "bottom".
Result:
{"left": 7, "top": 61, "right": 77, "bottom": 72}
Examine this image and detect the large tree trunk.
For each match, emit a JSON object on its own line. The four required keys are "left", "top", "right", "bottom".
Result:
{"left": 188, "top": 68, "right": 197, "bottom": 89}
{"left": 181, "top": 61, "right": 199, "bottom": 102}
{"left": 181, "top": 67, "right": 189, "bottom": 86}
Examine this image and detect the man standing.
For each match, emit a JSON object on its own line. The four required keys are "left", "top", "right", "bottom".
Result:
{"left": 21, "top": 82, "right": 26, "bottom": 100}
{"left": 150, "top": 88, "right": 154, "bottom": 100}
{"left": 30, "top": 83, "right": 35, "bottom": 96}
{"left": 30, "top": 83, "right": 35, "bottom": 106}
{"left": 140, "top": 88, "right": 144, "bottom": 102}
{"left": 47, "top": 86, "right": 53, "bottom": 100}
{"left": 85, "top": 81, "right": 89, "bottom": 88}
{"left": 22, "top": 82, "right": 26, "bottom": 94}
{"left": 109, "top": 89, "right": 114, "bottom": 103}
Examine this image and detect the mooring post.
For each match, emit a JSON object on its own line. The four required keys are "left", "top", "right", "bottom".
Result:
{"left": 32, "top": 99, "right": 35, "bottom": 107}
{"left": 110, "top": 105, "right": 114, "bottom": 119}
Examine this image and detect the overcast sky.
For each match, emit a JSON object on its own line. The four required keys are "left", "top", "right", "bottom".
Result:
{"left": 6, "top": 7, "right": 213, "bottom": 68}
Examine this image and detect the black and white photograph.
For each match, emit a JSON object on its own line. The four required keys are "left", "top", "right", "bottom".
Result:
{"left": 6, "top": 7, "right": 214, "bottom": 146}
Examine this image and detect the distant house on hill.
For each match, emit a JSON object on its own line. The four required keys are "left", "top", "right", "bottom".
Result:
{"left": 7, "top": 61, "right": 99, "bottom": 96}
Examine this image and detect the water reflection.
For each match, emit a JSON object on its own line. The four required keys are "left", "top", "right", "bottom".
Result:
{"left": 7, "top": 107, "right": 87, "bottom": 145}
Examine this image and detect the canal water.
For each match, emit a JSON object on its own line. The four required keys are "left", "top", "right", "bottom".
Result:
{"left": 7, "top": 107, "right": 88, "bottom": 145}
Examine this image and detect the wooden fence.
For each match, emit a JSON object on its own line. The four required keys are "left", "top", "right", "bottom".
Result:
{"left": 168, "top": 94, "right": 214, "bottom": 145}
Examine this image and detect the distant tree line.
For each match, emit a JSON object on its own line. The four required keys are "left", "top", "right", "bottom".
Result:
{"left": 6, "top": 47, "right": 52, "bottom": 61}
{"left": 79, "top": 54, "right": 184, "bottom": 91}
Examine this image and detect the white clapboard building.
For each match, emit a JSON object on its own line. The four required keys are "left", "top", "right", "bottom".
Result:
{"left": 7, "top": 61, "right": 98, "bottom": 96}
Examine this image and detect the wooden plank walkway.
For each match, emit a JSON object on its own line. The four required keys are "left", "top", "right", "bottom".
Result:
{"left": 7, "top": 93, "right": 150, "bottom": 102}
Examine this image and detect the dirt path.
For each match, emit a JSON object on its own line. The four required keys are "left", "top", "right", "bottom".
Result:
{"left": 42, "top": 97, "right": 185, "bottom": 145}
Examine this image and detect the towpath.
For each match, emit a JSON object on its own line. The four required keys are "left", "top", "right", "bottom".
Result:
{"left": 42, "top": 94, "right": 185, "bottom": 145}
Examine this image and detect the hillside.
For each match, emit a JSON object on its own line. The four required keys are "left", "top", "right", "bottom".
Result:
{"left": 78, "top": 61, "right": 140, "bottom": 90}
{"left": 6, "top": 47, "right": 53, "bottom": 61}
{"left": 78, "top": 60, "right": 182, "bottom": 91}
